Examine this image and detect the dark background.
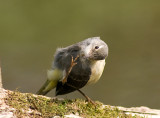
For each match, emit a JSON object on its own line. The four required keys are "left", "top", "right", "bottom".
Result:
{"left": 0, "top": 1, "right": 160, "bottom": 109}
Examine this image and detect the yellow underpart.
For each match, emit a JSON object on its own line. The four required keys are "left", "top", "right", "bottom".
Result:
{"left": 43, "top": 80, "right": 58, "bottom": 92}
{"left": 47, "top": 69, "right": 62, "bottom": 81}
{"left": 43, "top": 69, "right": 63, "bottom": 92}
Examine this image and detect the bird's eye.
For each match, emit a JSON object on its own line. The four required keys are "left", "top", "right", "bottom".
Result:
{"left": 95, "top": 46, "right": 99, "bottom": 49}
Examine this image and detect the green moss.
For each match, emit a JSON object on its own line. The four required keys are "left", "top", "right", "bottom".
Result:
{"left": 5, "top": 90, "right": 142, "bottom": 118}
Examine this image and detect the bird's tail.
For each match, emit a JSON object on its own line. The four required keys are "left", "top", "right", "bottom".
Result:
{"left": 36, "top": 79, "right": 58, "bottom": 95}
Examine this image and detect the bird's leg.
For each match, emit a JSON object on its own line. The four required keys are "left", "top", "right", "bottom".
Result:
{"left": 62, "top": 55, "right": 79, "bottom": 85}
{"left": 77, "top": 89, "right": 95, "bottom": 105}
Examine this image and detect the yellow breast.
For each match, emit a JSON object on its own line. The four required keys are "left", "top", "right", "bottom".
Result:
{"left": 87, "top": 60, "right": 105, "bottom": 85}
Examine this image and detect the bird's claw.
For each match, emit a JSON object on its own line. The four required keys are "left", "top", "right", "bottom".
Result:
{"left": 62, "top": 55, "right": 79, "bottom": 85}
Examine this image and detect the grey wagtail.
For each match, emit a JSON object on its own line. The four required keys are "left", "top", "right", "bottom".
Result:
{"left": 37, "top": 37, "right": 108, "bottom": 103}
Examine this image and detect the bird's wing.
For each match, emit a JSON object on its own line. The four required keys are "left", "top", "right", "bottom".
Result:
{"left": 54, "top": 45, "right": 92, "bottom": 95}
{"left": 53, "top": 45, "right": 81, "bottom": 73}
{"left": 37, "top": 45, "right": 81, "bottom": 95}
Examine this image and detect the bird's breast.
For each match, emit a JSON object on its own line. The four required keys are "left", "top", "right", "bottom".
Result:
{"left": 87, "top": 60, "right": 105, "bottom": 85}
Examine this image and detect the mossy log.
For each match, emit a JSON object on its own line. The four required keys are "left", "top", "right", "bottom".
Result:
{"left": 0, "top": 88, "right": 160, "bottom": 118}
{"left": 0, "top": 66, "right": 160, "bottom": 118}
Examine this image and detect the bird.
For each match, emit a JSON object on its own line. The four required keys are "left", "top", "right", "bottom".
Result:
{"left": 37, "top": 37, "right": 108, "bottom": 103}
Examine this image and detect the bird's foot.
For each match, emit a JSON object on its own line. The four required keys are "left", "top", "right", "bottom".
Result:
{"left": 77, "top": 89, "right": 96, "bottom": 106}
{"left": 62, "top": 55, "right": 79, "bottom": 85}
{"left": 85, "top": 96, "right": 96, "bottom": 105}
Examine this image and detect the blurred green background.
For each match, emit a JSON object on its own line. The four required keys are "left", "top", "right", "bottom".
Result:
{"left": 0, "top": 1, "right": 160, "bottom": 109}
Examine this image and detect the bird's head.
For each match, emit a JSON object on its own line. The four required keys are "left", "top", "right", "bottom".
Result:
{"left": 81, "top": 37, "right": 108, "bottom": 61}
